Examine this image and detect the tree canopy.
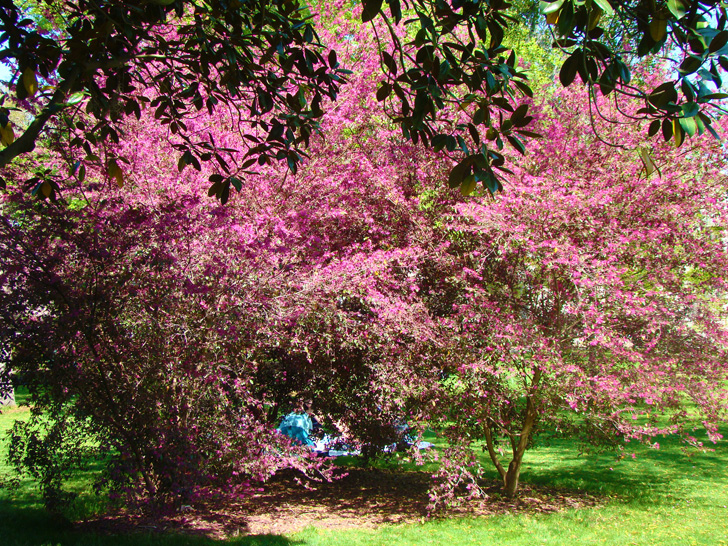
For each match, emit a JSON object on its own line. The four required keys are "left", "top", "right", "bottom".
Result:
{"left": 1, "top": 2, "right": 726, "bottom": 509}
{"left": 1, "top": 0, "right": 726, "bottom": 196}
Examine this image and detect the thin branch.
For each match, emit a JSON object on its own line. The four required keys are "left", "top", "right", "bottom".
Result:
{"left": 0, "top": 68, "right": 80, "bottom": 168}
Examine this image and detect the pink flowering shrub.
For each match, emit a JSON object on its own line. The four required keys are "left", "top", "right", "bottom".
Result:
{"left": 433, "top": 80, "right": 728, "bottom": 499}
{"left": 1, "top": 3, "right": 726, "bottom": 511}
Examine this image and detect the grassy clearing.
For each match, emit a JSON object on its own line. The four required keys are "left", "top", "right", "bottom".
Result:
{"left": 297, "top": 428, "right": 728, "bottom": 546}
{"left": 1, "top": 398, "right": 726, "bottom": 546}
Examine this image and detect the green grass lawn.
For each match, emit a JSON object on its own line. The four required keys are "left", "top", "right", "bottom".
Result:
{"left": 2, "top": 398, "right": 727, "bottom": 546}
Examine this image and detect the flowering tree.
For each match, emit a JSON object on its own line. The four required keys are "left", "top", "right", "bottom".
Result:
{"left": 1, "top": 2, "right": 726, "bottom": 511}
{"left": 0, "top": 5, "right": 451, "bottom": 508}
{"left": 0, "top": 184, "right": 347, "bottom": 508}
{"left": 433, "top": 80, "right": 728, "bottom": 498}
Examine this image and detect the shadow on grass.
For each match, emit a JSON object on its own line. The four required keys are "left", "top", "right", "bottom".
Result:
{"left": 517, "top": 425, "right": 728, "bottom": 504}
{"left": 1, "top": 503, "right": 301, "bottom": 546}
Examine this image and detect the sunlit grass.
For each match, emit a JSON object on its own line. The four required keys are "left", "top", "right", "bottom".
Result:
{"left": 297, "top": 426, "right": 728, "bottom": 546}
{"left": 1, "top": 394, "right": 726, "bottom": 545}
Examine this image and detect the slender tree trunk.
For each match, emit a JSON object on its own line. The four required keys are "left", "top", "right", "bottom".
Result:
{"left": 483, "top": 423, "right": 506, "bottom": 480}
{"left": 503, "top": 396, "right": 539, "bottom": 497}
{"left": 0, "top": 70, "right": 79, "bottom": 168}
{"left": 503, "top": 455, "right": 523, "bottom": 498}
{"left": 502, "top": 368, "right": 542, "bottom": 498}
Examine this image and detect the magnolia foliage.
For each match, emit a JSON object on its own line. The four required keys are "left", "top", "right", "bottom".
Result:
{"left": 1, "top": 0, "right": 726, "bottom": 197}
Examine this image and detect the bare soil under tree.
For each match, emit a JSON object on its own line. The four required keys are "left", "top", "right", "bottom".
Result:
{"left": 78, "top": 468, "right": 600, "bottom": 539}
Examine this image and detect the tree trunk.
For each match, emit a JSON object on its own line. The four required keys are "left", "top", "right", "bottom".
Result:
{"left": 485, "top": 420, "right": 529, "bottom": 498}
{"left": 502, "top": 369, "right": 541, "bottom": 498}
{"left": 0, "top": 386, "right": 14, "bottom": 406}
{"left": 503, "top": 457, "right": 523, "bottom": 498}
{"left": 483, "top": 369, "right": 542, "bottom": 499}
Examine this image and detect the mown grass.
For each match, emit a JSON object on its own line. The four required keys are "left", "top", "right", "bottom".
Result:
{"left": 297, "top": 427, "right": 728, "bottom": 546}
{"left": 1, "top": 395, "right": 726, "bottom": 546}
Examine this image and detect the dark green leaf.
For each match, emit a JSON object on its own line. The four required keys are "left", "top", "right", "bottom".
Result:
{"left": 482, "top": 170, "right": 502, "bottom": 194}
{"left": 506, "top": 135, "right": 526, "bottom": 155}
{"left": 448, "top": 157, "right": 473, "bottom": 189}
{"left": 648, "top": 82, "right": 678, "bottom": 108}
{"left": 468, "top": 123, "right": 480, "bottom": 145}
{"left": 678, "top": 56, "right": 702, "bottom": 75}
{"left": 700, "top": 92, "right": 728, "bottom": 100}
{"left": 382, "top": 51, "right": 397, "bottom": 75}
{"left": 647, "top": 119, "right": 660, "bottom": 137}
{"left": 513, "top": 115, "right": 533, "bottom": 128}
{"left": 475, "top": 15, "right": 488, "bottom": 42}
{"left": 362, "top": 0, "right": 383, "bottom": 23}
{"left": 457, "top": 136, "right": 469, "bottom": 155}
{"left": 388, "top": 0, "right": 402, "bottom": 22}
{"left": 473, "top": 107, "right": 486, "bottom": 125}
{"left": 559, "top": 51, "right": 580, "bottom": 87}
{"left": 229, "top": 176, "right": 242, "bottom": 191}
{"left": 700, "top": 115, "right": 720, "bottom": 139}
{"left": 599, "top": 66, "right": 615, "bottom": 95}
{"left": 681, "top": 102, "right": 699, "bottom": 118}
{"left": 220, "top": 180, "right": 230, "bottom": 205}
{"left": 637, "top": 31, "right": 657, "bottom": 57}
{"left": 681, "top": 80, "right": 695, "bottom": 102}
{"left": 511, "top": 104, "right": 528, "bottom": 122}
{"left": 208, "top": 180, "right": 221, "bottom": 198}
{"left": 514, "top": 129, "right": 543, "bottom": 138}
{"left": 689, "top": 38, "right": 706, "bottom": 55}
{"left": 513, "top": 80, "right": 533, "bottom": 98}
{"left": 376, "top": 82, "right": 392, "bottom": 102}
{"left": 557, "top": 0, "right": 574, "bottom": 36}
{"left": 488, "top": 20, "right": 504, "bottom": 50}
{"left": 16, "top": 79, "right": 28, "bottom": 102}
{"left": 679, "top": 116, "right": 697, "bottom": 137}
{"left": 616, "top": 60, "right": 631, "bottom": 84}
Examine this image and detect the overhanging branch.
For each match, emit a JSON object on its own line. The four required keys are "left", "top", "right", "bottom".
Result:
{"left": 0, "top": 69, "right": 79, "bottom": 169}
